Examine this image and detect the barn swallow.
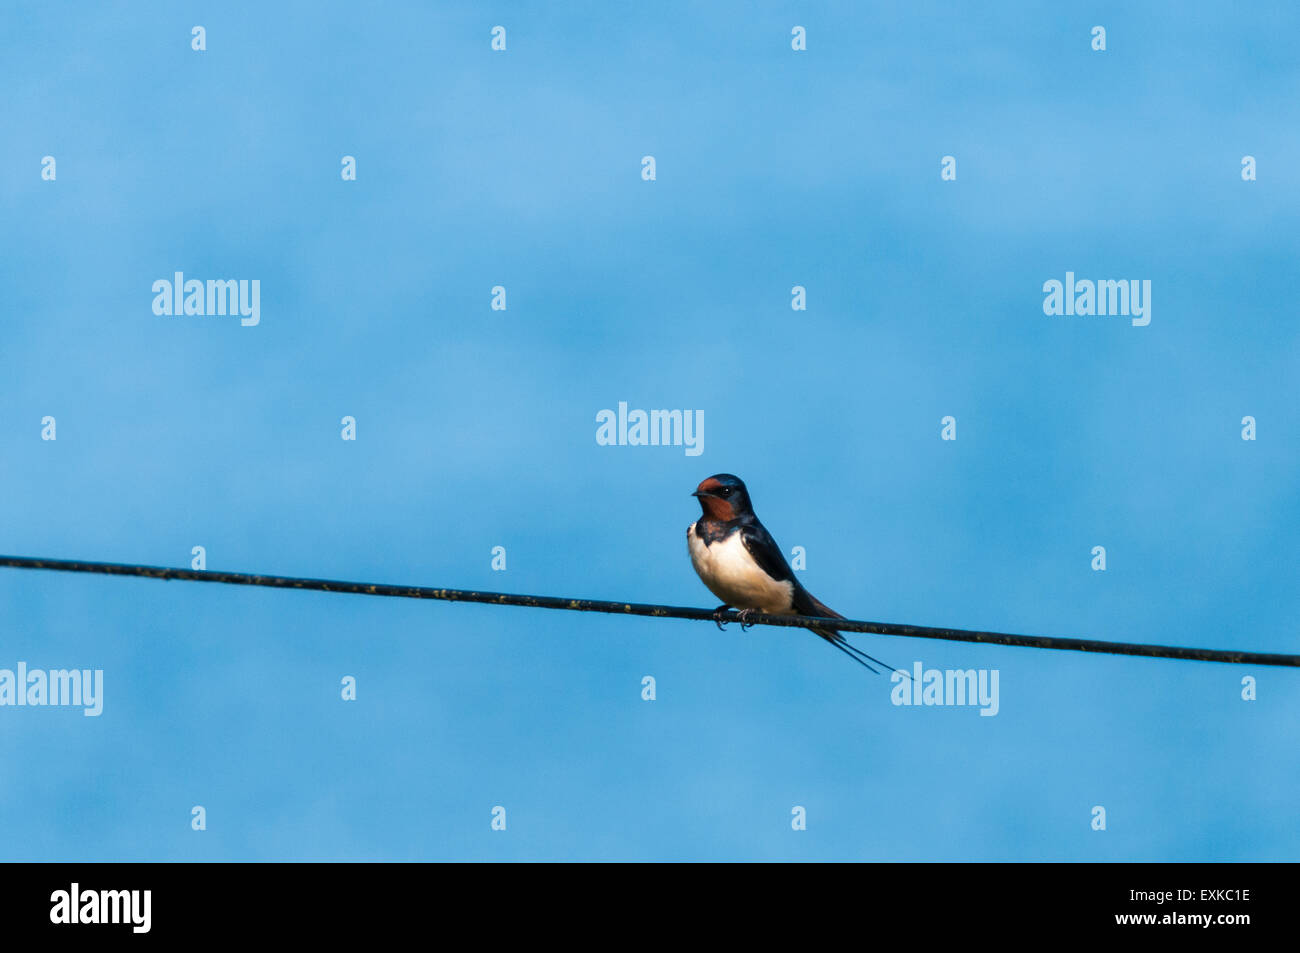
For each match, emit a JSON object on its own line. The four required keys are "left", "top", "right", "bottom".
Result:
{"left": 687, "top": 473, "right": 896, "bottom": 674}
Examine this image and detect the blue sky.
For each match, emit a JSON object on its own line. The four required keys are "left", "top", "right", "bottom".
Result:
{"left": 1, "top": 1, "right": 1297, "bottom": 860}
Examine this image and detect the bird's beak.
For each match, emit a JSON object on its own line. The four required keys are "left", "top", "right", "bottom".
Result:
{"left": 691, "top": 490, "right": 707, "bottom": 498}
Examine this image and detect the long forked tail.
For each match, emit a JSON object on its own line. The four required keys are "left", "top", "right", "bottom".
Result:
{"left": 796, "top": 589, "right": 901, "bottom": 676}
{"left": 812, "top": 624, "right": 900, "bottom": 675}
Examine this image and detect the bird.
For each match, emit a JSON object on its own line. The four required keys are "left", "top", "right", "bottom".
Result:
{"left": 687, "top": 473, "right": 897, "bottom": 674}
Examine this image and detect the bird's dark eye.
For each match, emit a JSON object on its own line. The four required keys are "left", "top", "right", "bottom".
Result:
{"left": 719, "top": 487, "right": 732, "bottom": 496}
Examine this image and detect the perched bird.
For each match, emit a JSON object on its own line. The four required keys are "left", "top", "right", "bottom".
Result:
{"left": 687, "top": 473, "right": 895, "bottom": 674}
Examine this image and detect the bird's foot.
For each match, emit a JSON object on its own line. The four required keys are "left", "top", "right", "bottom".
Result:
{"left": 712, "top": 605, "right": 731, "bottom": 631}
{"left": 737, "top": 608, "right": 758, "bottom": 631}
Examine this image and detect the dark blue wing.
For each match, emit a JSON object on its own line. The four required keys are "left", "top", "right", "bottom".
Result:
{"left": 738, "top": 520, "right": 797, "bottom": 585}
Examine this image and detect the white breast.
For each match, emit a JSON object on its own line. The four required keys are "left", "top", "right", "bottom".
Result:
{"left": 687, "top": 522, "right": 795, "bottom": 614}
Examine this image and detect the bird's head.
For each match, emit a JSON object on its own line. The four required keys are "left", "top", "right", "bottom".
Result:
{"left": 692, "top": 473, "right": 753, "bottom": 522}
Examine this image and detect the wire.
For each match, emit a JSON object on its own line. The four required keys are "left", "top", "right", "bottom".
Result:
{"left": 1, "top": 554, "right": 1295, "bottom": 668}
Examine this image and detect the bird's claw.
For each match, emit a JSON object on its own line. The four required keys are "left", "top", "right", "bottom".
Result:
{"left": 713, "top": 605, "right": 731, "bottom": 631}
{"left": 737, "top": 608, "right": 757, "bottom": 631}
